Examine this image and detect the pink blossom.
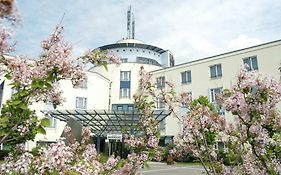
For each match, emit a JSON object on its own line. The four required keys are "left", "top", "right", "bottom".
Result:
{"left": 147, "top": 135, "right": 158, "bottom": 148}
{"left": 81, "top": 127, "right": 91, "bottom": 144}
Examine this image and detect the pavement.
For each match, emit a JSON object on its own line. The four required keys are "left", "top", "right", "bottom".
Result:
{"left": 140, "top": 162, "right": 206, "bottom": 175}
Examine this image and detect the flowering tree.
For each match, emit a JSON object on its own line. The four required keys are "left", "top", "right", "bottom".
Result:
{"left": 171, "top": 96, "right": 225, "bottom": 174}
{"left": 0, "top": 67, "right": 166, "bottom": 174}
{"left": 0, "top": 0, "right": 120, "bottom": 147}
{"left": 221, "top": 68, "right": 281, "bottom": 174}
{"left": 0, "top": 1, "right": 159, "bottom": 174}
{"left": 0, "top": 1, "right": 280, "bottom": 175}
{"left": 171, "top": 68, "right": 281, "bottom": 175}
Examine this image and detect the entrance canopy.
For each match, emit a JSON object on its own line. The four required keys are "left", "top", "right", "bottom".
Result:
{"left": 48, "top": 109, "right": 171, "bottom": 136}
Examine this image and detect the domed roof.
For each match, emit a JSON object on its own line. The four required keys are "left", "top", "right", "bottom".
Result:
{"left": 116, "top": 38, "right": 144, "bottom": 44}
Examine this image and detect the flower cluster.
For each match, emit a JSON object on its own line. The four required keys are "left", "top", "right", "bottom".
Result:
{"left": 0, "top": 0, "right": 20, "bottom": 25}
{"left": 147, "top": 135, "right": 158, "bottom": 148}
{"left": 172, "top": 101, "right": 225, "bottom": 173}
{"left": 0, "top": 28, "right": 14, "bottom": 54}
{"left": 107, "top": 50, "right": 121, "bottom": 65}
{"left": 178, "top": 92, "right": 192, "bottom": 107}
{"left": 124, "top": 135, "right": 144, "bottom": 148}
{"left": 0, "top": 127, "right": 103, "bottom": 174}
{"left": 171, "top": 68, "right": 281, "bottom": 175}
{"left": 16, "top": 117, "right": 34, "bottom": 136}
{"left": 221, "top": 68, "right": 281, "bottom": 174}
{"left": 82, "top": 48, "right": 121, "bottom": 68}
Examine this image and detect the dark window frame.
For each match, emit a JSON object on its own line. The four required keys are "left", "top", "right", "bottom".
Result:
{"left": 210, "top": 64, "right": 222, "bottom": 79}
{"left": 76, "top": 97, "right": 87, "bottom": 110}
{"left": 156, "top": 76, "right": 165, "bottom": 89}
{"left": 181, "top": 71, "right": 192, "bottom": 84}
{"left": 243, "top": 56, "right": 258, "bottom": 71}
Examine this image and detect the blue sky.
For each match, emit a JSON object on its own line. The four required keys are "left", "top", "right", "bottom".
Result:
{"left": 13, "top": 0, "right": 281, "bottom": 64}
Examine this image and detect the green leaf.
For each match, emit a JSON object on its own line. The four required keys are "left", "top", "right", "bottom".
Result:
{"left": 0, "top": 129, "right": 6, "bottom": 137}
{"left": 41, "top": 118, "right": 51, "bottom": 127}
{"left": 37, "top": 125, "right": 46, "bottom": 135}
{"left": 11, "top": 100, "right": 21, "bottom": 106}
{"left": 19, "top": 104, "right": 28, "bottom": 110}
{"left": 45, "top": 82, "right": 52, "bottom": 88}
{"left": 102, "top": 62, "right": 108, "bottom": 71}
{"left": 4, "top": 74, "right": 11, "bottom": 80}
{"left": 1, "top": 116, "right": 9, "bottom": 123}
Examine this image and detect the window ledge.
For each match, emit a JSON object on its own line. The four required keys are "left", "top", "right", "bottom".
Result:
{"left": 210, "top": 76, "right": 222, "bottom": 80}
{"left": 181, "top": 82, "right": 191, "bottom": 85}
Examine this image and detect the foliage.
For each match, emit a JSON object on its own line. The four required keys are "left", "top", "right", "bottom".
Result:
{"left": 191, "top": 96, "right": 215, "bottom": 112}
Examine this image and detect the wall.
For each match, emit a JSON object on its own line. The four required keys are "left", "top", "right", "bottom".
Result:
{"left": 151, "top": 40, "right": 281, "bottom": 136}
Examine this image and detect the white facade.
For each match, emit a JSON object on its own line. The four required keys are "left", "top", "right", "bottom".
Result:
{"left": 31, "top": 71, "right": 111, "bottom": 148}
{"left": 0, "top": 71, "right": 111, "bottom": 149}
{"left": 151, "top": 40, "right": 281, "bottom": 135}
{"left": 0, "top": 38, "right": 174, "bottom": 149}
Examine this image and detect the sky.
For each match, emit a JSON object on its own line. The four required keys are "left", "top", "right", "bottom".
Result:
{"left": 13, "top": 0, "right": 281, "bottom": 64}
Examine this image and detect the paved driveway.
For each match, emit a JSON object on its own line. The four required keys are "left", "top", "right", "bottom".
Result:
{"left": 140, "top": 162, "right": 206, "bottom": 175}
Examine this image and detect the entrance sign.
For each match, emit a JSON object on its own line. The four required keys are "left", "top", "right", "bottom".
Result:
{"left": 107, "top": 134, "right": 122, "bottom": 140}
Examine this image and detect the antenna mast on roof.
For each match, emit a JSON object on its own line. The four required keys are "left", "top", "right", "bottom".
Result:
{"left": 132, "top": 14, "right": 135, "bottom": 39}
{"left": 126, "top": 5, "right": 135, "bottom": 39}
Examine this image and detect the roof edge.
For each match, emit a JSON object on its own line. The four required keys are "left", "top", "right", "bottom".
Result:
{"left": 151, "top": 39, "right": 281, "bottom": 73}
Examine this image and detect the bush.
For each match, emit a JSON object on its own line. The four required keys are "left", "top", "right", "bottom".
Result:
{"left": 174, "top": 152, "right": 196, "bottom": 162}
{"left": 0, "top": 150, "right": 9, "bottom": 160}
{"left": 217, "top": 150, "right": 242, "bottom": 166}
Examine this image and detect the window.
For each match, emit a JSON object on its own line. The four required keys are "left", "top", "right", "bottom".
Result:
{"left": 120, "top": 71, "right": 131, "bottom": 98}
{"left": 44, "top": 103, "right": 56, "bottom": 128}
{"left": 169, "top": 54, "right": 175, "bottom": 67}
{"left": 179, "top": 92, "right": 192, "bottom": 119}
{"left": 210, "top": 64, "right": 222, "bottom": 78}
{"left": 120, "top": 58, "right": 128, "bottom": 63}
{"left": 136, "top": 57, "right": 161, "bottom": 66}
{"left": 76, "top": 97, "right": 87, "bottom": 109}
{"left": 243, "top": 56, "right": 258, "bottom": 71}
{"left": 128, "top": 106, "right": 133, "bottom": 111}
{"left": 181, "top": 71, "right": 191, "bottom": 84}
{"left": 180, "top": 107, "right": 188, "bottom": 118}
{"left": 155, "top": 98, "right": 165, "bottom": 109}
{"left": 156, "top": 76, "right": 165, "bottom": 89}
{"left": 158, "top": 119, "right": 166, "bottom": 132}
{"left": 210, "top": 87, "right": 222, "bottom": 103}
{"left": 112, "top": 104, "right": 135, "bottom": 111}
{"left": 210, "top": 87, "right": 225, "bottom": 115}
{"left": 120, "top": 71, "right": 131, "bottom": 81}
{"left": 120, "top": 88, "right": 130, "bottom": 98}
{"left": 215, "top": 141, "right": 225, "bottom": 151}
{"left": 47, "top": 116, "right": 57, "bottom": 128}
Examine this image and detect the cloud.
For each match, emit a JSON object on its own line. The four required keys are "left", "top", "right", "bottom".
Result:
{"left": 228, "top": 35, "right": 262, "bottom": 50}
{"left": 12, "top": 0, "right": 281, "bottom": 64}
